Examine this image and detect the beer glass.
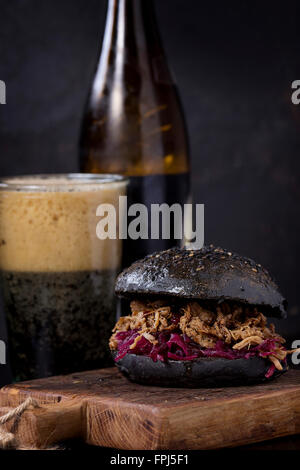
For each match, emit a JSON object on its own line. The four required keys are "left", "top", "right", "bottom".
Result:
{"left": 0, "top": 174, "right": 127, "bottom": 380}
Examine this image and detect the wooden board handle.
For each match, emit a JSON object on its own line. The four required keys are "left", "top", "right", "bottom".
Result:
{"left": 0, "top": 399, "right": 84, "bottom": 449}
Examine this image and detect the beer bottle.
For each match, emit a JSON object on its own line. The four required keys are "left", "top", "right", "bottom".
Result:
{"left": 80, "top": 0, "right": 190, "bottom": 266}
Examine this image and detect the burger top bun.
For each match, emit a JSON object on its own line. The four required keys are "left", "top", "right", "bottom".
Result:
{"left": 115, "top": 245, "right": 287, "bottom": 319}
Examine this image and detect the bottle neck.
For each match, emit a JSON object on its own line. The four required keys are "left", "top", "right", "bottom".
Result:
{"left": 92, "top": 0, "right": 167, "bottom": 102}
{"left": 106, "top": 0, "right": 162, "bottom": 54}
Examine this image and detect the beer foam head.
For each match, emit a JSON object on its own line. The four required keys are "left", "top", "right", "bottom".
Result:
{"left": 0, "top": 174, "right": 127, "bottom": 272}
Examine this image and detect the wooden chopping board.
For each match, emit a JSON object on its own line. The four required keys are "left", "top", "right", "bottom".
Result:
{"left": 0, "top": 368, "right": 300, "bottom": 449}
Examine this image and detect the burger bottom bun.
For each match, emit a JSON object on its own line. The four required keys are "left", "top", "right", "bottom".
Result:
{"left": 112, "top": 351, "right": 288, "bottom": 387}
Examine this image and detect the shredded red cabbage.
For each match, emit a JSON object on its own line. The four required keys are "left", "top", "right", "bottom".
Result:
{"left": 113, "top": 330, "right": 283, "bottom": 379}
{"left": 265, "top": 364, "right": 276, "bottom": 379}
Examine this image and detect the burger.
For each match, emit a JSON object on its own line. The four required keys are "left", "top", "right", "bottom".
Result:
{"left": 109, "top": 246, "right": 297, "bottom": 387}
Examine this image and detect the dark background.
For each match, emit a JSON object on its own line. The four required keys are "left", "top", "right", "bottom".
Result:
{"left": 0, "top": 0, "right": 300, "bottom": 384}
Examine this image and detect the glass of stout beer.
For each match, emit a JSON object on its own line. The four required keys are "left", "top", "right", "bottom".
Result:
{"left": 0, "top": 174, "right": 127, "bottom": 381}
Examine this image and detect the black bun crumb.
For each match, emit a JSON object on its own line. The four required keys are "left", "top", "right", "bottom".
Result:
{"left": 115, "top": 246, "right": 287, "bottom": 318}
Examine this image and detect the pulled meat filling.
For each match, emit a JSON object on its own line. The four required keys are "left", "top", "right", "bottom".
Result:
{"left": 110, "top": 299, "right": 296, "bottom": 374}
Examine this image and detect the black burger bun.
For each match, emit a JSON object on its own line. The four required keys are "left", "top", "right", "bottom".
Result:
{"left": 115, "top": 246, "right": 287, "bottom": 318}
{"left": 112, "top": 351, "right": 287, "bottom": 387}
